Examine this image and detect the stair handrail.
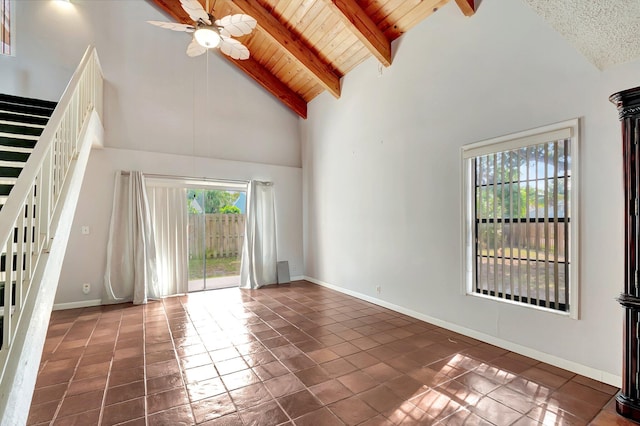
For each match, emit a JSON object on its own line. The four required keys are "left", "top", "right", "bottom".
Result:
{"left": 0, "top": 45, "right": 103, "bottom": 355}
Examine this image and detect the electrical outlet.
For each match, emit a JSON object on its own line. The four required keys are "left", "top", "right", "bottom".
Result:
{"left": 82, "top": 283, "right": 91, "bottom": 294}
{"left": 376, "top": 286, "right": 381, "bottom": 295}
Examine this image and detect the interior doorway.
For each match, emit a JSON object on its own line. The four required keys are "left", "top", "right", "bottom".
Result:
{"left": 187, "top": 182, "right": 247, "bottom": 292}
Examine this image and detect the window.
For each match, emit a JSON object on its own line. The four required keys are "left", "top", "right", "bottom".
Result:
{"left": 462, "top": 119, "right": 579, "bottom": 317}
{"left": 1, "top": 0, "right": 12, "bottom": 55}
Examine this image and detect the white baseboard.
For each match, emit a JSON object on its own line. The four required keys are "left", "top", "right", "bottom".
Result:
{"left": 53, "top": 299, "right": 102, "bottom": 311}
{"left": 303, "top": 276, "right": 622, "bottom": 388}
{"left": 291, "top": 275, "right": 305, "bottom": 281}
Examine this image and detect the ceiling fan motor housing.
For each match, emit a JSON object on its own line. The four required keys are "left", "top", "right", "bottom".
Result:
{"left": 194, "top": 21, "right": 222, "bottom": 48}
{"left": 147, "top": 0, "right": 255, "bottom": 59}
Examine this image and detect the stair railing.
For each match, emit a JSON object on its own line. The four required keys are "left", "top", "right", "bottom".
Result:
{"left": 0, "top": 46, "right": 103, "bottom": 369}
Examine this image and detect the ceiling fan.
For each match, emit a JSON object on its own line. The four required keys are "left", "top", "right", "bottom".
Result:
{"left": 148, "top": 0, "right": 257, "bottom": 60}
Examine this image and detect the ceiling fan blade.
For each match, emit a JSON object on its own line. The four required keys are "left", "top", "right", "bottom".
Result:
{"left": 180, "top": 0, "right": 211, "bottom": 25}
{"left": 187, "top": 38, "right": 207, "bottom": 57}
{"left": 147, "top": 21, "right": 195, "bottom": 32}
{"left": 219, "top": 37, "right": 250, "bottom": 60}
{"left": 215, "top": 14, "right": 257, "bottom": 37}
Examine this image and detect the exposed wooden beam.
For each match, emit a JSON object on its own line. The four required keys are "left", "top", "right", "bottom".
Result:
{"left": 455, "top": 0, "right": 475, "bottom": 16}
{"left": 223, "top": 56, "right": 308, "bottom": 119}
{"left": 225, "top": 0, "right": 341, "bottom": 99}
{"left": 382, "top": 0, "right": 449, "bottom": 40}
{"left": 322, "top": 0, "right": 392, "bottom": 67}
{"left": 147, "top": 0, "right": 307, "bottom": 118}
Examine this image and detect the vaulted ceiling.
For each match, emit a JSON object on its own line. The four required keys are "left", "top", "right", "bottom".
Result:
{"left": 147, "top": 0, "right": 476, "bottom": 118}
{"left": 523, "top": 0, "right": 640, "bottom": 70}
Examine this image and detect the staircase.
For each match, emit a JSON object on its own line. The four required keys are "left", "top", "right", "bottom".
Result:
{"left": 0, "top": 94, "right": 56, "bottom": 210}
{"left": 0, "top": 94, "right": 57, "bottom": 348}
{"left": 0, "top": 46, "right": 103, "bottom": 425}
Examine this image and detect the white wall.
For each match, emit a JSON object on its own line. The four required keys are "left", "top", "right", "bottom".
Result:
{"left": 56, "top": 147, "right": 303, "bottom": 305}
{"left": 2, "top": 1, "right": 304, "bottom": 305}
{"left": 301, "top": 0, "right": 640, "bottom": 383}
{"left": 0, "top": 0, "right": 301, "bottom": 167}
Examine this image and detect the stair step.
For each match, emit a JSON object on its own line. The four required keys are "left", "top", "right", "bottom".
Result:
{"left": 0, "top": 146, "right": 32, "bottom": 156}
{"left": 0, "top": 136, "right": 38, "bottom": 149}
{"left": 0, "top": 185, "right": 13, "bottom": 196}
{"left": 0, "top": 123, "right": 43, "bottom": 137}
{"left": 0, "top": 168, "right": 21, "bottom": 179}
{"left": 0, "top": 112, "right": 49, "bottom": 126}
{"left": 0, "top": 94, "right": 57, "bottom": 110}
{"left": 0, "top": 151, "right": 30, "bottom": 163}
{"left": 0, "top": 101, "right": 54, "bottom": 118}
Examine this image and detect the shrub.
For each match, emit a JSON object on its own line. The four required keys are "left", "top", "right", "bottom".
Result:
{"left": 220, "top": 205, "right": 241, "bottom": 214}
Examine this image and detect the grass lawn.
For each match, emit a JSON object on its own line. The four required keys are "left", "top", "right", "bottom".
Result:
{"left": 189, "top": 256, "right": 241, "bottom": 280}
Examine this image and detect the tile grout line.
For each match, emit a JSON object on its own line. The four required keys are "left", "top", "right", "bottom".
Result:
{"left": 46, "top": 308, "right": 103, "bottom": 424}
{"left": 242, "top": 302, "right": 300, "bottom": 425}
{"left": 97, "top": 308, "right": 123, "bottom": 426}
{"left": 240, "top": 291, "right": 366, "bottom": 424}
{"left": 40, "top": 313, "right": 83, "bottom": 426}
{"left": 180, "top": 289, "right": 308, "bottom": 424}
{"left": 242, "top": 296, "right": 300, "bottom": 425}
{"left": 259, "top": 293, "right": 360, "bottom": 424}
{"left": 251, "top": 291, "right": 328, "bottom": 424}
{"left": 170, "top": 297, "right": 201, "bottom": 423}
{"left": 142, "top": 301, "right": 149, "bottom": 426}
{"left": 29, "top": 283, "right": 627, "bottom": 425}
{"left": 179, "top": 292, "right": 245, "bottom": 423}
{"left": 48, "top": 313, "right": 84, "bottom": 424}
{"left": 158, "top": 296, "right": 197, "bottom": 423}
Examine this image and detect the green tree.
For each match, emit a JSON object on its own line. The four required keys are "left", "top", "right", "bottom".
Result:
{"left": 220, "top": 205, "right": 241, "bottom": 214}
{"left": 187, "top": 189, "right": 240, "bottom": 214}
{"left": 475, "top": 142, "right": 569, "bottom": 253}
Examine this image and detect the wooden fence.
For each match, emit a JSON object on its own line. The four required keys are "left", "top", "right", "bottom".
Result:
{"left": 480, "top": 222, "right": 567, "bottom": 260}
{"left": 189, "top": 214, "right": 246, "bottom": 258}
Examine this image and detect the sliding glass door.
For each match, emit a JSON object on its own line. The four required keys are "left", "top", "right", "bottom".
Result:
{"left": 187, "top": 186, "right": 247, "bottom": 291}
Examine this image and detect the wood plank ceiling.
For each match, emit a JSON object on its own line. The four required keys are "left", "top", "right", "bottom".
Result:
{"left": 148, "top": 0, "right": 476, "bottom": 118}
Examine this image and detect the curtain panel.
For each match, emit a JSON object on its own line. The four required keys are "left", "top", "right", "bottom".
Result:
{"left": 240, "top": 180, "right": 278, "bottom": 289}
{"left": 146, "top": 185, "right": 189, "bottom": 297}
{"left": 103, "top": 171, "right": 159, "bottom": 304}
{"left": 103, "top": 172, "right": 188, "bottom": 304}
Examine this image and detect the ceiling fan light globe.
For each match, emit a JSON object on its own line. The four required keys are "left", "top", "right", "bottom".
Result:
{"left": 194, "top": 27, "right": 221, "bottom": 48}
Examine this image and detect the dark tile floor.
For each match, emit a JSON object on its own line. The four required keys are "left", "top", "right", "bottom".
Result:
{"left": 28, "top": 281, "right": 635, "bottom": 425}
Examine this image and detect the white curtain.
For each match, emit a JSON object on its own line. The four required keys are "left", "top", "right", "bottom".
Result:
{"left": 103, "top": 171, "right": 159, "bottom": 305}
{"left": 240, "top": 180, "right": 278, "bottom": 289}
{"left": 103, "top": 172, "right": 188, "bottom": 304}
{"left": 146, "top": 185, "right": 188, "bottom": 297}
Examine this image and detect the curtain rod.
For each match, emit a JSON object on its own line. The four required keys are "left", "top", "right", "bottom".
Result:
{"left": 118, "top": 171, "right": 249, "bottom": 185}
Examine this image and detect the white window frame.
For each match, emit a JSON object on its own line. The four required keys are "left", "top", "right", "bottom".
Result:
{"left": 1, "top": 0, "right": 14, "bottom": 56}
{"left": 461, "top": 118, "right": 580, "bottom": 319}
